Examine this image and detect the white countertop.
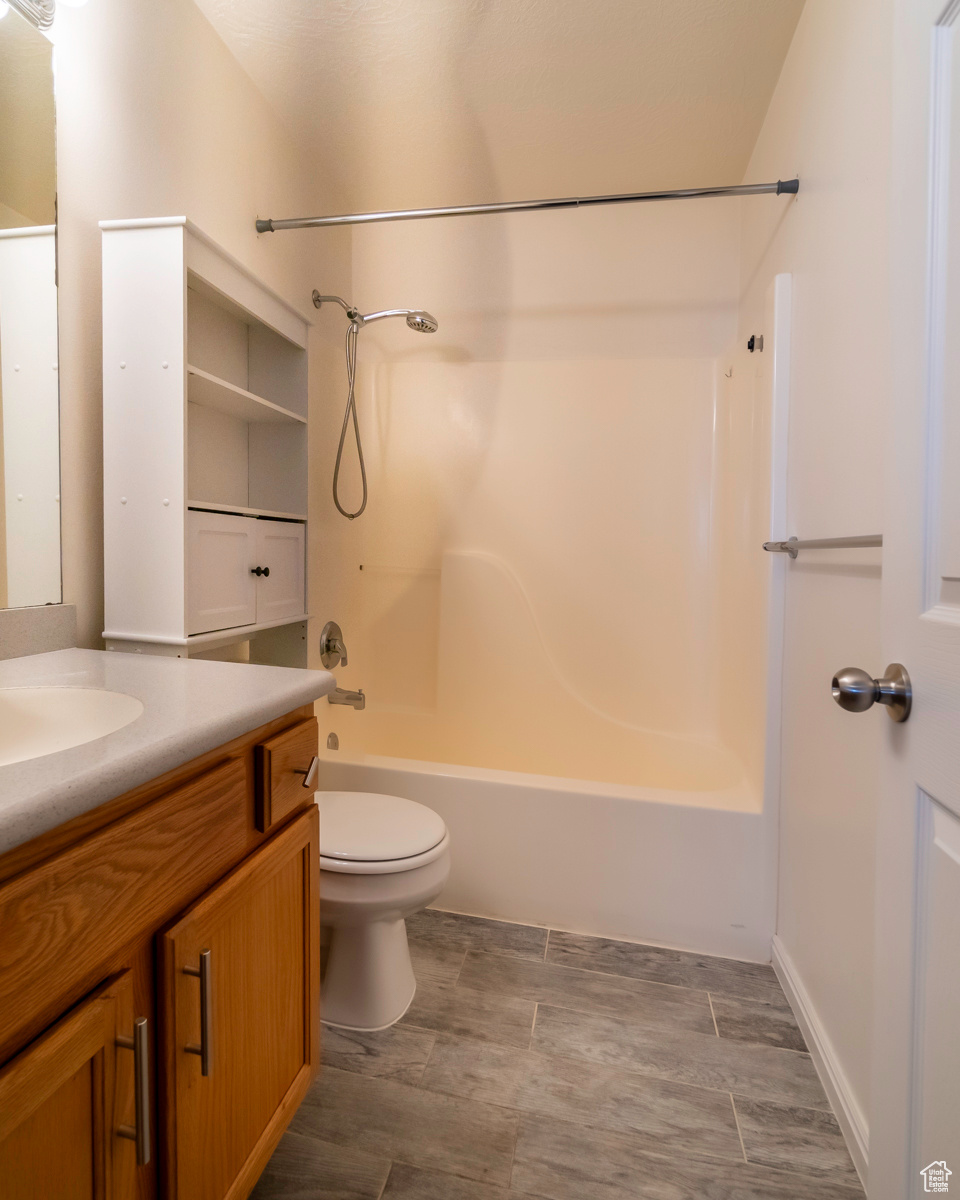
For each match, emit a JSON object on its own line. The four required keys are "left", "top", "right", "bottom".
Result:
{"left": 0, "top": 649, "right": 335, "bottom": 857}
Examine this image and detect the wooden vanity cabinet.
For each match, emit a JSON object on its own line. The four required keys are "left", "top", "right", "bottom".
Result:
{"left": 0, "top": 707, "right": 320, "bottom": 1200}
{"left": 159, "top": 808, "right": 319, "bottom": 1200}
{"left": 0, "top": 971, "right": 137, "bottom": 1200}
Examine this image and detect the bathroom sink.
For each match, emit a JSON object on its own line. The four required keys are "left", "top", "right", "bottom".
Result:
{"left": 0, "top": 686, "right": 144, "bottom": 767}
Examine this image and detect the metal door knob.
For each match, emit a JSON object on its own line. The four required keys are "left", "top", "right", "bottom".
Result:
{"left": 831, "top": 663, "right": 912, "bottom": 722}
{"left": 251, "top": 566, "right": 270, "bottom": 577}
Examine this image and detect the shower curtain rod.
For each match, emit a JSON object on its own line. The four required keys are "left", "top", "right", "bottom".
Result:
{"left": 255, "top": 177, "right": 800, "bottom": 232}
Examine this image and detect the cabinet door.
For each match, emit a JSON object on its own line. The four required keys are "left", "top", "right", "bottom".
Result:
{"left": 186, "top": 510, "right": 257, "bottom": 635}
{"left": 0, "top": 971, "right": 141, "bottom": 1200}
{"left": 254, "top": 520, "right": 304, "bottom": 625}
{"left": 159, "top": 805, "right": 319, "bottom": 1200}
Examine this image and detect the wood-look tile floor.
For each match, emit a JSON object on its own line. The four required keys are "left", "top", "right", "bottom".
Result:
{"left": 252, "top": 911, "right": 865, "bottom": 1200}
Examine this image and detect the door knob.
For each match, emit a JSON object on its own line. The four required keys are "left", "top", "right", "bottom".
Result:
{"left": 831, "top": 663, "right": 912, "bottom": 722}
{"left": 251, "top": 566, "right": 270, "bottom": 577}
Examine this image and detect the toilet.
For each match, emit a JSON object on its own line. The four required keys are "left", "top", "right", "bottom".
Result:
{"left": 316, "top": 790, "right": 451, "bottom": 1031}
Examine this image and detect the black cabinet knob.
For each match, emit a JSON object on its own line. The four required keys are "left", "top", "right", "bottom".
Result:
{"left": 251, "top": 566, "right": 270, "bottom": 577}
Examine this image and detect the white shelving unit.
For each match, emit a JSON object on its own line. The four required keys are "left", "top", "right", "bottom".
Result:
{"left": 187, "top": 365, "right": 307, "bottom": 425}
{"left": 101, "top": 217, "right": 311, "bottom": 664}
{"left": 187, "top": 502, "right": 308, "bottom": 522}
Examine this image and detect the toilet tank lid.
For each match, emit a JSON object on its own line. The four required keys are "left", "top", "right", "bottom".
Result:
{"left": 316, "top": 791, "right": 447, "bottom": 862}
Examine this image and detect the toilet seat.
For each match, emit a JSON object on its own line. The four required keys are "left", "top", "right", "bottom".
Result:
{"left": 316, "top": 791, "right": 449, "bottom": 875}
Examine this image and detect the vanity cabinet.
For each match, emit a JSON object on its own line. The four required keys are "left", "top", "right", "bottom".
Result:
{"left": 0, "top": 707, "right": 320, "bottom": 1200}
{"left": 160, "top": 811, "right": 318, "bottom": 1200}
{"left": 0, "top": 972, "right": 137, "bottom": 1200}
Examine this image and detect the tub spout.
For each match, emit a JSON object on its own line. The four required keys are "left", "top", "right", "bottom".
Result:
{"left": 328, "top": 687, "right": 365, "bottom": 711}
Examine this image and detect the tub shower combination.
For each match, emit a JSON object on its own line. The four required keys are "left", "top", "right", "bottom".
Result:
{"left": 317, "top": 548, "right": 779, "bottom": 964}
{"left": 291, "top": 189, "right": 796, "bottom": 968}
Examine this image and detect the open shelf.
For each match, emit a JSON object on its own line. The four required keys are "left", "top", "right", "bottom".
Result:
{"left": 104, "top": 612, "right": 310, "bottom": 653}
{"left": 188, "top": 501, "right": 307, "bottom": 522}
{"left": 187, "top": 365, "right": 307, "bottom": 425}
{"left": 186, "top": 612, "right": 310, "bottom": 648}
{"left": 103, "top": 218, "right": 310, "bottom": 667}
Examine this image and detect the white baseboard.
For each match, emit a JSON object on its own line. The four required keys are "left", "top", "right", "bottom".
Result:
{"left": 771, "top": 935, "right": 869, "bottom": 1189}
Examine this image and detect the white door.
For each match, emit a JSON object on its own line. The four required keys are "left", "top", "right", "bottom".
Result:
{"left": 186, "top": 509, "right": 257, "bottom": 634}
{"left": 254, "top": 519, "right": 305, "bottom": 625}
{"left": 872, "top": 3, "right": 960, "bottom": 1197}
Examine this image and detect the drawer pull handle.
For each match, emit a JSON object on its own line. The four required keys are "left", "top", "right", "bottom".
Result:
{"left": 294, "top": 755, "right": 320, "bottom": 789}
{"left": 117, "top": 1016, "right": 151, "bottom": 1165}
{"left": 251, "top": 565, "right": 270, "bottom": 577}
{"left": 184, "top": 949, "right": 213, "bottom": 1076}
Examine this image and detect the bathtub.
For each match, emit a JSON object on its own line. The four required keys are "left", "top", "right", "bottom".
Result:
{"left": 318, "top": 549, "right": 777, "bottom": 962}
{"left": 316, "top": 745, "right": 777, "bottom": 963}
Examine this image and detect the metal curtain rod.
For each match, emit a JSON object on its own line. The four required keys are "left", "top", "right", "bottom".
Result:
{"left": 763, "top": 535, "right": 883, "bottom": 559}
{"left": 256, "top": 178, "right": 800, "bottom": 232}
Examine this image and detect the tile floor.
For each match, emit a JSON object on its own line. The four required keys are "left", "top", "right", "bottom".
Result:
{"left": 252, "top": 910, "right": 865, "bottom": 1200}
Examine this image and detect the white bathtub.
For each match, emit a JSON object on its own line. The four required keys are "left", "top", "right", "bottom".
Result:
{"left": 316, "top": 747, "right": 777, "bottom": 963}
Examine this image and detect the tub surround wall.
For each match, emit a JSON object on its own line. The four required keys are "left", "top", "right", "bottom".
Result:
{"left": 711, "top": 317, "right": 780, "bottom": 799}
{"left": 319, "top": 203, "right": 757, "bottom": 782}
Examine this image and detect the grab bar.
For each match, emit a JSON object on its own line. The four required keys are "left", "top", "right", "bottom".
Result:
{"left": 763, "top": 535, "right": 883, "bottom": 559}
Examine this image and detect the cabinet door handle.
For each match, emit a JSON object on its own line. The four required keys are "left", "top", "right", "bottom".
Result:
{"left": 251, "top": 565, "right": 270, "bottom": 577}
{"left": 294, "top": 755, "right": 320, "bottom": 789}
{"left": 184, "top": 949, "right": 213, "bottom": 1076}
{"left": 117, "top": 1016, "right": 151, "bottom": 1165}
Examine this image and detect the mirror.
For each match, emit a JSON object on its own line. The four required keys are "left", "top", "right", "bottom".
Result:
{"left": 0, "top": 2, "right": 60, "bottom": 608}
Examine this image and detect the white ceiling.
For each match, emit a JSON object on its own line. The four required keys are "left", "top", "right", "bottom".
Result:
{"left": 194, "top": 0, "right": 805, "bottom": 215}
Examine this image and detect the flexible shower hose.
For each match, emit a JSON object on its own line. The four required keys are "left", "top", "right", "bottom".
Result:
{"left": 333, "top": 319, "right": 367, "bottom": 520}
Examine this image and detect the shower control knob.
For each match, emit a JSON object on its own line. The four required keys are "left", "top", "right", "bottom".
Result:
{"left": 320, "top": 621, "right": 348, "bottom": 669}
{"left": 251, "top": 566, "right": 270, "bottom": 577}
{"left": 831, "top": 663, "right": 912, "bottom": 722}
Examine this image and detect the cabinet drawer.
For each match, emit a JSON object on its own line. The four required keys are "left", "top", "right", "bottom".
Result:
{"left": 0, "top": 758, "right": 249, "bottom": 1064}
{"left": 254, "top": 717, "right": 318, "bottom": 832}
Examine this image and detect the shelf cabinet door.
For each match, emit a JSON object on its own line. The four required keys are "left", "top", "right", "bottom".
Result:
{"left": 159, "top": 805, "right": 319, "bottom": 1200}
{"left": 0, "top": 971, "right": 139, "bottom": 1200}
{"left": 254, "top": 520, "right": 304, "bottom": 625}
{"left": 186, "top": 511, "right": 258, "bottom": 635}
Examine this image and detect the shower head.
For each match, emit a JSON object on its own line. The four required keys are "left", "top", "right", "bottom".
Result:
{"left": 356, "top": 307, "right": 439, "bottom": 333}
{"left": 405, "top": 311, "right": 439, "bottom": 334}
{"left": 313, "top": 292, "right": 438, "bottom": 333}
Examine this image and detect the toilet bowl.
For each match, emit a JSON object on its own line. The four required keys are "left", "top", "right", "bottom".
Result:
{"left": 316, "top": 790, "right": 451, "bottom": 1031}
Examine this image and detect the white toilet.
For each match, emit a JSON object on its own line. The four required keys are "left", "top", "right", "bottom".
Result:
{"left": 316, "top": 790, "right": 451, "bottom": 1031}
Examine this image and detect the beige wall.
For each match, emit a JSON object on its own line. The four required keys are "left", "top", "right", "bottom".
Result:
{"left": 53, "top": 0, "right": 349, "bottom": 646}
{"left": 738, "top": 0, "right": 891, "bottom": 1129}
{"left": 0, "top": 11, "right": 55, "bottom": 228}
